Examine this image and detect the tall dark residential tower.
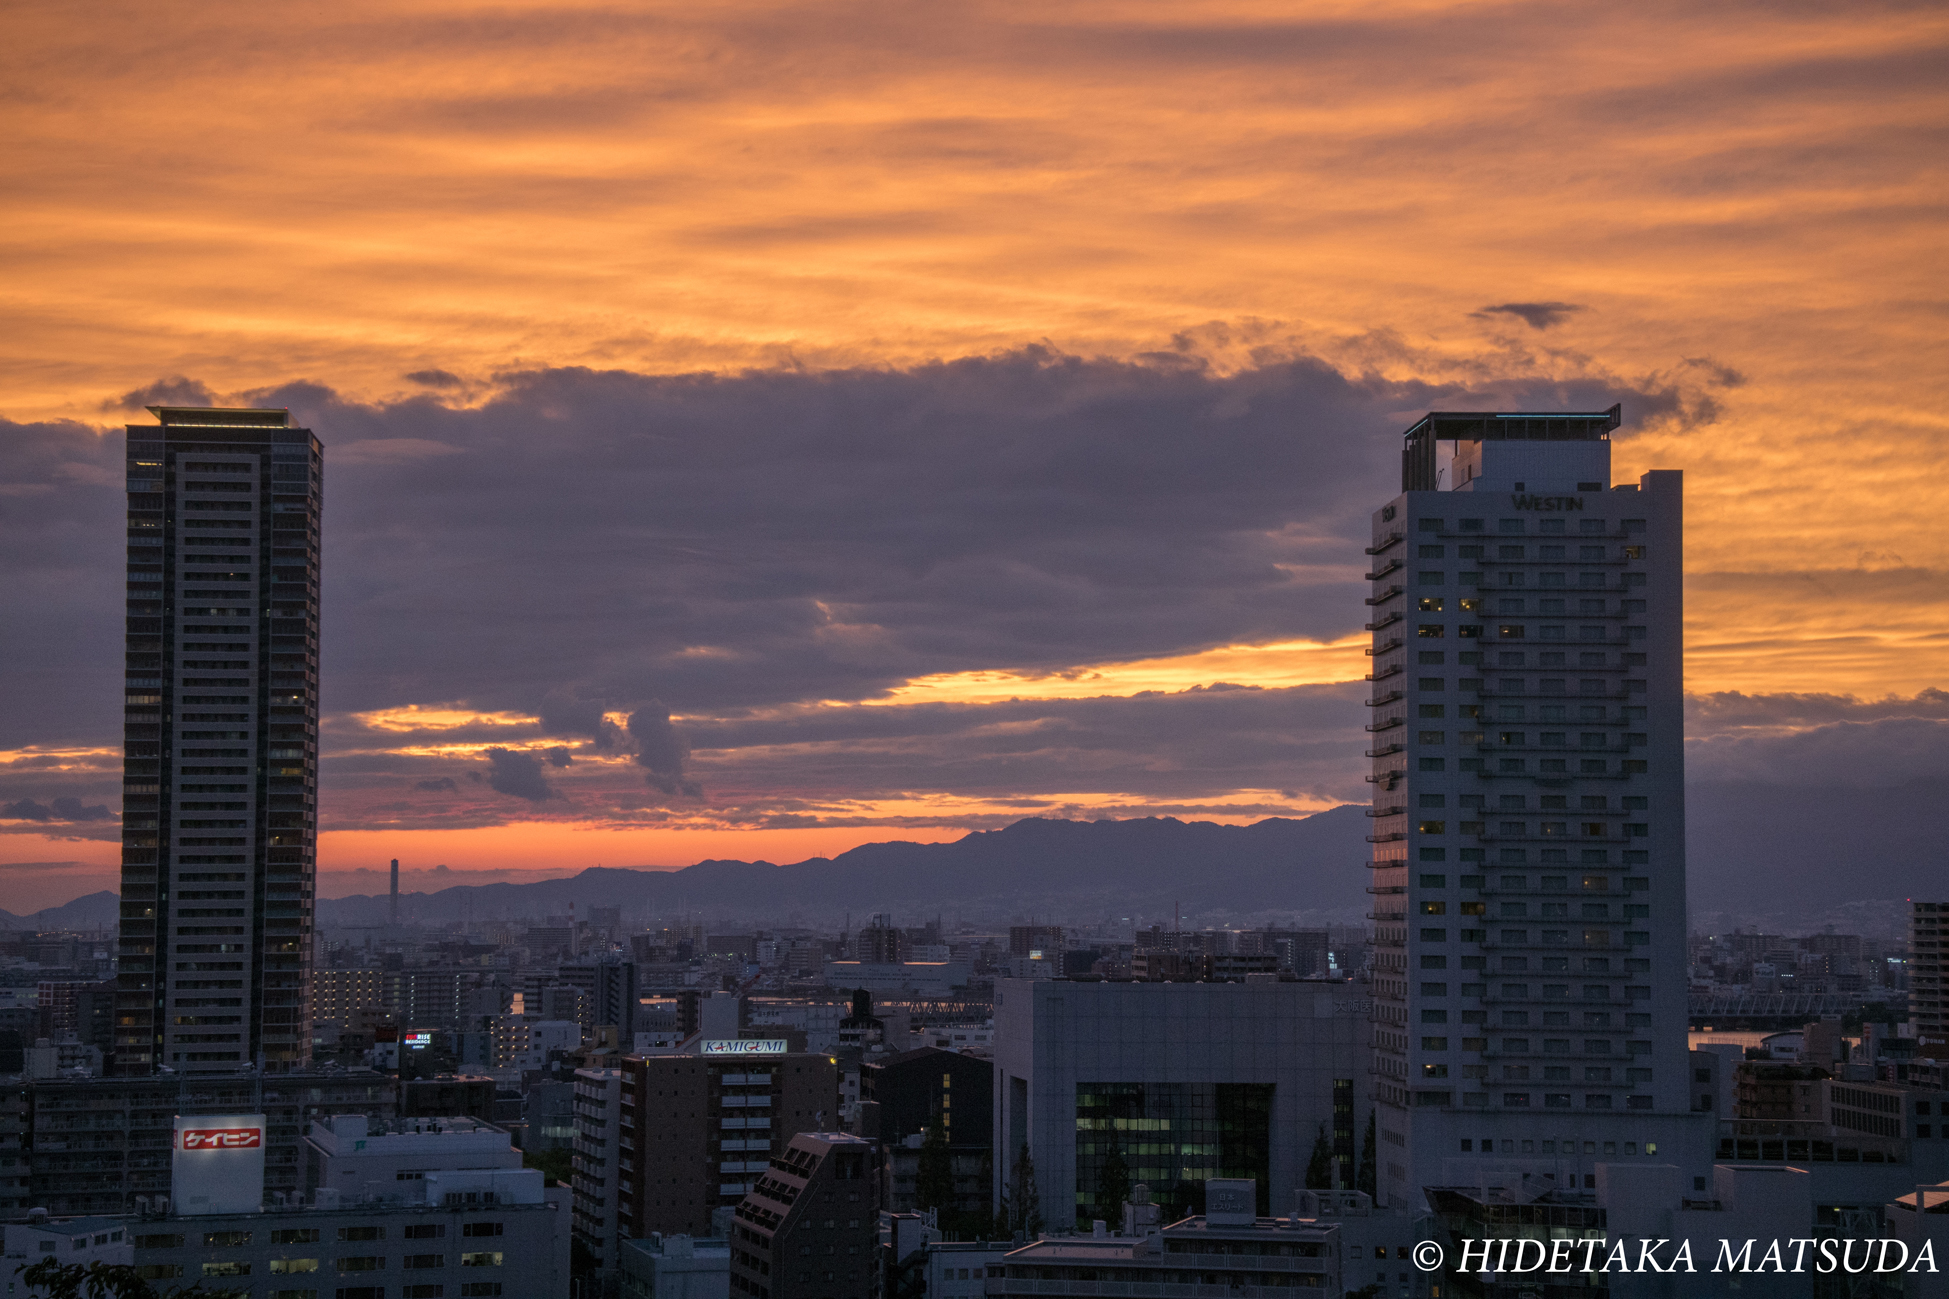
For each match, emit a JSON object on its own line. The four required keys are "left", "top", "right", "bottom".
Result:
{"left": 116, "top": 406, "right": 322, "bottom": 1076}
{"left": 1365, "top": 408, "right": 1708, "bottom": 1205}
{"left": 1913, "top": 902, "right": 1945, "bottom": 1055}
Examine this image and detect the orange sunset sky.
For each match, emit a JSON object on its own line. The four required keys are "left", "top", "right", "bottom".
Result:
{"left": 2, "top": 0, "right": 1945, "bottom": 913}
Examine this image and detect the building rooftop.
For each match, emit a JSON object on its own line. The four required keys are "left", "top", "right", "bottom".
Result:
{"left": 143, "top": 406, "right": 292, "bottom": 427}
{"left": 1401, "top": 406, "right": 1622, "bottom": 442}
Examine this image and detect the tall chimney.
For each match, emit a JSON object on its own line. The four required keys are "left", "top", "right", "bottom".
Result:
{"left": 390, "top": 858, "right": 399, "bottom": 925}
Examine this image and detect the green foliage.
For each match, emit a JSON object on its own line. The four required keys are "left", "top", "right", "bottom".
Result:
{"left": 1843, "top": 1001, "right": 1897, "bottom": 1030}
{"left": 916, "top": 1113, "right": 955, "bottom": 1213}
{"left": 16, "top": 1259, "right": 246, "bottom": 1299}
{"left": 570, "top": 1234, "right": 600, "bottom": 1278}
{"left": 1357, "top": 1111, "right": 1377, "bottom": 1197}
{"left": 1305, "top": 1122, "right": 1332, "bottom": 1190}
{"left": 1008, "top": 1144, "right": 1042, "bottom": 1239}
{"left": 522, "top": 1144, "right": 574, "bottom": 1186}
{"left": 1095, "top": 1138, "right": 1130, "bottom": 1225}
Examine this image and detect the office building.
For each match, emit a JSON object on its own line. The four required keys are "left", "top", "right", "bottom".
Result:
{"left": 1914, "top": 902, "right": 1945, "bottom": 1054}
{"left": 1366, "top": 407, "right": 1708, "bottom": 1206}
{"left": 118, "top": 405, "right": 323, "bottom": 1075}
{"left": 617, "top": 1046, "right": 839, "bottom": 1239}
{"left": 992, "top": 978, "right": 1369, "bottom": 1228}
{"left": 727, "top": 1131, "right": 880, "bottom": 1299}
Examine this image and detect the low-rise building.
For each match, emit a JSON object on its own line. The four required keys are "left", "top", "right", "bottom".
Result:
{"left": 919, "top": 1239, "right": 1012, "bottom": 1299}
{"left": 302, "top": 1113, "right": 526, "bottom": 1203}
{"left": 127, "top": 1191, "right": 568, "bottom": 1299}
{"left": 1, "top": 1213, "right": 132, "bottom": 1294}
{"left": 985, "top": 1180, "right": 1342, "bottom": 1295}
{"left": 619, "top": 1232, "right": 731, "bottom": 1299}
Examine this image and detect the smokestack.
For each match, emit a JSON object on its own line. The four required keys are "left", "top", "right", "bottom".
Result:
{"left": 390, "top": 859, "right": 399, "bottom": 925}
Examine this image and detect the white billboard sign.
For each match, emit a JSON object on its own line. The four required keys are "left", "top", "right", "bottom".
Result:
{"left": 172, "top": 1113, "right": 266, "bottom": 1215}
{"left": 699, "top": 1039, "right": 788, "bottom": 1055}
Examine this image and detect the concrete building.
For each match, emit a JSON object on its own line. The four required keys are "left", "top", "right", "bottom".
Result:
{"left": 1367, "top": 407, "right": 1711, "bottom": 1207}
{"left": 619, "top": 1232, "right": 731, "bottom": 1299}
{"left": 728, "top": 1131, "right": 880, "bottom": 1299}
{"left": 1915, "top": 901, "right": 1945, "bottom": 1055}
{"left": 117, "top": 404, "right": 323, "bottom": 1075}
{"left": 619, "top": 1046, "right": 839, "bottom": 1239}
{"left": 992, "top": 977, "right": 1370, "bottom": 1229}
{"left": 984, "top": 1179, "right": 1342, "bottom": 1294}
{"left": 26, "top": 1068, "right": 393, "bottom": 1217}
{"left": 301, "top": 1113, "right": 528, "bottom": 1201}
{"left": 573, "top": 1067, "right": 627, "bottom": 1272}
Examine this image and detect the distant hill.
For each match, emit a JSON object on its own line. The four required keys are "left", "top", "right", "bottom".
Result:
{"left": 316, "top": 806, "right": 1375, "bottom": 928}
{"left": 0, "top": 890, "right": 120, "bottom": 932}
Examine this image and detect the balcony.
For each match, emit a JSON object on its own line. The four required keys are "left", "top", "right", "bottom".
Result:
{"left": 1364, "top": 741, "right": 1405, "bottom": 758}
{"left": 1364, "top": 585, "right": 1405, "bottom": 607}
{"left": 1365, "top": 558, "right": 1404, "bottom": 582}
{"left": 1365, "top": 637, "right": 1403, "bottom": 657}
{"left": 1365, "top": 805, "right": 1406, "bottom": 819}
{"left": 1365, "top": 662, "right": 1403, "bottom": 682}
{"left": 1364, "top": 611, "right": 1403, "bottom": 632}
{"left": 1365, "top": 690, "right": 1403, "bottom": 708}
{"left": 1365, "top": 531, "right": 1404, "bottom": 555}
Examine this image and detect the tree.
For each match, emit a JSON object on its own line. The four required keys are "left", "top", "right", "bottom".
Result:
{"left": 1305, "top": 1122, "right": 1332, "bottom": 1190}
{"left": 916, "top": 1112, "right": 955, "bottom": 1215}
{"left": 522, "top": 1144, "right": 573, "bottom": 1186}
{"left": 1357, "top": 1111, "right": 1377, "bottom": 1197}
{"left": 17, "top": 1260, "right": 244, "bottom": 1299}
{"left": 1096, "top": 1138, "right": 1131, "bottom": 1225}
{"left": 1008, "top": 1144, "right": 1042, "bottom": 1239}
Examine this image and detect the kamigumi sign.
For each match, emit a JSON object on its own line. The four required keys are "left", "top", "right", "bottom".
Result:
{"left": 700, "top": 1039, "right": 789, "bottom": 1055}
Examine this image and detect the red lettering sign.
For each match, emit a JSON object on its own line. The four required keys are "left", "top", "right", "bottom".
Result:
{"left": 181, "top": 1127, "right": 262, "bottom": 1150}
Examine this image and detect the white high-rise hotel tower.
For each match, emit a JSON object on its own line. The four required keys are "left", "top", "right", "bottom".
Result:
{"left": 1365, "top": 406, "right": 1707, "bottom": 1206}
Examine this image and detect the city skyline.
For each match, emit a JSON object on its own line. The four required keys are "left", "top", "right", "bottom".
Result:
{"left": 3, "top": 0, "right": 1946, "bottom": 913}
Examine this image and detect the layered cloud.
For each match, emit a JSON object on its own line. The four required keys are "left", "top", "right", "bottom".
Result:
{"left": 1, "top": 0, "right": 1945, "bottom": 906}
